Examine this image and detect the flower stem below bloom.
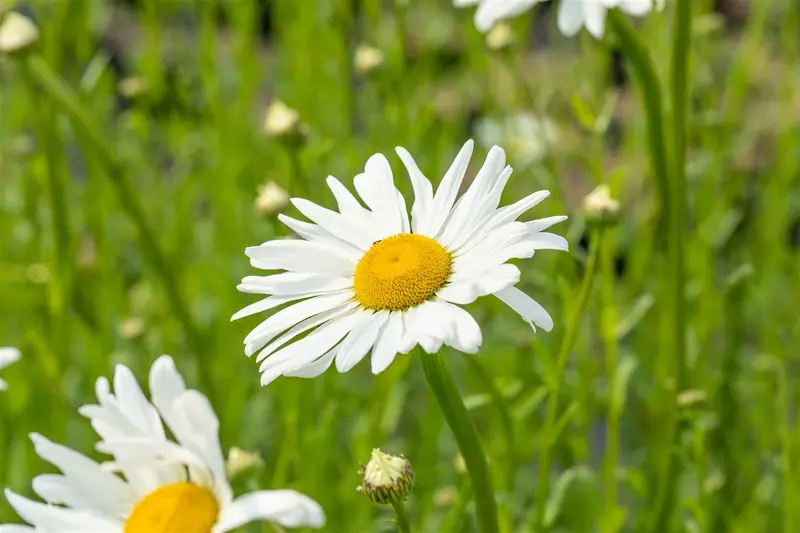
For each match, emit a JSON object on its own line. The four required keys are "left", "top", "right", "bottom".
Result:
{"left": 419, "top": 350, "right": 499, "bottom": 533}
{"left": 392, "top": 500, "right": 412, "bottom": 533}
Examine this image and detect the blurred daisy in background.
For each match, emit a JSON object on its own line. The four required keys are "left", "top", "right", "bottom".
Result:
{"left": 1, "top": 356, "right": 325, "bottom": 532}
{"left": 0, "top": 347, "right": 20, "bottom": 391}
{"left": 233, "top": 140, "right": 568, "bottom": 385}
{"left": 455, "top": 0, "right": 663, "bottom": 39}
{"left": 475, "top": 112, "right": 557, "bottom": 168}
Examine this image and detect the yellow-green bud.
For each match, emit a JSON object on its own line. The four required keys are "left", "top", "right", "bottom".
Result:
{"left": 0, "top": 11, "right": 39, "bottom": 54}
{"left": 581, "top": 184, "right": 620, "bottom": 226}
{"left": 357, "top": 448, "right": 414, "bottom": 505}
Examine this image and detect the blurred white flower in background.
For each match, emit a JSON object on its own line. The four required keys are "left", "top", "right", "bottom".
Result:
{"left": 455, "top": 0, "right": 663, "bottom": 39}
{"left": 354, "top": 44, "right": 384, "bottom": 74}
{"left": 233, "top": 140, "right": 568, "bottom": 385}
{"left": 263, "top": 101, "right": 304, "bottom": 138}
{"left": 0, "top": 347, "right": 20, "bottom": 391}
{"left": 1, "top": 356, "right": 326, "bottom": 531}
{"left": 254, "top": 181, "right": 290, "bottom": 216}
{"left": 0, "top": 11, "right": 39, "bottom": 54}
{"left": 475, "top": 112, "right": 557, "bottom": 168}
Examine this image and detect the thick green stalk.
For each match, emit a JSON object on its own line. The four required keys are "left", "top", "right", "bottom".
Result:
{"left": 22, "top": 55, "right": 207, "bottom": 371}
{"left": 392, "top": 500, "right": 412, "bottom": 533}
{"left": 532, "top": 230, "right": 602, "bottom": 530}
{"left": 651, "top": 0, "right": 692, "bottom": 529}
{"left": 606, "top": 12, "right": 670, "bottom": 219}
{"left": 419, "top": 351, "right": 499, "bottom": 533}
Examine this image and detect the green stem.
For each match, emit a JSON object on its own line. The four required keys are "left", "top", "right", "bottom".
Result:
{"left": 392, "top": 500, "right": 412, "bottom": 533}
{"left": 418, "top": 351, "right": 499, "bottom": 533}
{"left": 607, "top": 12, "right": 670, "bottom": 221}
{"left": 600, "top": 235, "right": 621, "bottom": 533}
{"left": 532, "top": 230, "right": 602, "bottom": 530}
{"left": 651, "top": 1, "right": 691, "bottom": 530}
{"left": 22, "top": 54, "right": 207, "bottom": 375}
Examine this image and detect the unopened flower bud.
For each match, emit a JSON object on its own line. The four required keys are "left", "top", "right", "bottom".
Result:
{"left": 254, "top": 181, "right": 290, "bottom": 216}
{"left": 226, "top": 447, "right": 264, "bottom": 478}
{"left": 486, "top": 22, "right": 514, "bottom": 51}
{"left": 581, "top": 184, "right": 620, "bottom": 225}
{"left": 263, "top": 100, "right": 306, "bottom": 141}
{"left": 354, "top": 44, "right": 384, "bottom": 74}
{"left": 357, "top": 448, "right": 414, "bottom": 505}
{"left": 0, "top": 11, "right": 39, "bottom": 54}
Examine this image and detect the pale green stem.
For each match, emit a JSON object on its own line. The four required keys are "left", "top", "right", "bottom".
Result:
{"left": 531, "top": 229, "right": 602, "bottom": 530}
{"left": 418, "top": 350, "right": 499, "bottom": 533}
{"left": 392, "top": 500, "right": 412, "bottom": 533}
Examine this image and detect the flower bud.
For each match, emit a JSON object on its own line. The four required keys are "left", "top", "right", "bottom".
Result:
{"left": 263, "top": 100, "right": 306, "bottom": 141}
{"left": 226, "top": 447, "right": 264, "bottom": 479}
{"left": 486, "top": 22, "right": 514, "bottom": 51}
{"left": 357, "top": 448, "right": 414, "bottom": 505}
{"left": 0, "top": 11, "right": 39, "bottom": 54}
{"left": 354, "top": 44, "right": 384, "bottom": 74}
{"left": 581, "top": 184, "right": 620, "bottom": 225}
{"left": 254, "top": 181, "right": 290, "bottom": 216}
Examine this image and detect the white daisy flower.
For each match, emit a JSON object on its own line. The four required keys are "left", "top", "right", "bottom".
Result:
{"left": 557, "top": 0, "right": 663, "bottom": 39}
{"left": 453, "top": 0, "right": 543, "bottom": 33}
{"left": 1, "top": 356, "right": 325, "bottom": 533}
{"left": 455, "top": 0, "right": 662, "bottom": 39}
{"left": 233, "top": 140, "right": 568, "bottom": 385}
{"left": 0, "top": 347, "right": 21, "bottom": 391}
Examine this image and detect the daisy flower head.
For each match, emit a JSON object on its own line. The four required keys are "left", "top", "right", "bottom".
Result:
{"left": 1, "top": 355, "right": 325, "bottom": 533}
{"left": 455, "top": 0, "right": 663, "bottom": 39}
{"left": 0, "top": 346, "right": 21, "bottom": 391}
{"left": 233, "top": 140, "right": 568, "bottom": 385}
{"left": 454, "top": 0, "right": 543, "bottom": 33}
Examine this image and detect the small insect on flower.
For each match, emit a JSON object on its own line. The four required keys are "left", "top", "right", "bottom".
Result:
{"left": 1, "top": 355, "right": 326, "bottom": 532}
{"left": 233, "top": 139, "right": 568, "bottom": 385}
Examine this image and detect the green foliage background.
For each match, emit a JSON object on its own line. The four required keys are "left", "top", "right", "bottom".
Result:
{"left": 1, "top": 0, "right": 799, "bottom": 531}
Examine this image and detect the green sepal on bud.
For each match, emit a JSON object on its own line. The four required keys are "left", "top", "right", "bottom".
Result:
{"left": 357, "top": 448, "right": 414, "bottom": 505}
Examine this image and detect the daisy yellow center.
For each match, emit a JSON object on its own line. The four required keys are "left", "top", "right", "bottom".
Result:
{"left": 124, "top": 483, "right": 219, "bottom": 533}
{"left": 354, "top": 234, "right": 451, "bottom": 311}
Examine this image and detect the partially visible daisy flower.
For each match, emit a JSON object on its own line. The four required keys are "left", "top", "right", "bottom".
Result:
{"left": 233, "top": 140, "right": 568, "bottom": 385}
{"left": 1, "top": 356, "right": 325, "bottom": 532}
{"left": 453, "top": 0, "right": 543, "bottom": 33}
{"left": 558, "top": 0, "right": 664, "bottom": 39}
{"left": 455, "top": 0, "right": 663, "bottom": 39}
{"left": 0, "top": 347, "right": 20, "bottom": 391}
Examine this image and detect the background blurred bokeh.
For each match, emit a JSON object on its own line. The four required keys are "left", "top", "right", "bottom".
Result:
{"left": 1, "top": 0, "right": 799, "bottom": 531}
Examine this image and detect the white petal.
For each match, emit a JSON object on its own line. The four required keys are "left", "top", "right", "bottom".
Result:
{"left": 474, "top": 0, "right": 542, "bottom": 32}
{"left": 528, "top": 232, "right": 569, "bottom": 251}
{"left": 557, "top": 0, "right": 586, "bottom": 37}
{"left": 245, "top": 240, "right": 356, "bottom": 276}
{"left": 401, "top": 301, "right": 450, "bottom": 354}
{"left": 440, "top": 302, "right": 483, "bottom": 353}
{"left": 584, "top": 3, "right": 608, "bottom": 39}
{"left": 259, "top": 311, "right": 362, "bottom": 384}
{"left": 276, "top": 214, "right": 363, "bottom": 255}
{"left": 172, "top": 390, "right": 228, "bottom": 486}
{"left": 353, "top": 154, "right": 407, "bottom": 237}
{"left": 0, "top": 347, "right": 20, "bottom": 369}
{"left": 288, "top": 199, "right": 377, "bottom": 251}
{"left": 4, "top": 489, "right": 123, "bottom": 532}
{"left": 619, "top": 0, "right": 658, "bottom": 16}
{"left": 371, "top": 312, "right": 403, "bottom": 374}
{"left": 424, "top": 140, "right": 474, "bottom": 238}
{"left": 216, "top": 490, "right": 325, "bottom": 531}
{"left": 236, "top": 273, "right": 353, "bottom": 298}
{"left": 335, "top": 310, "right": 389, "bottom": 373}
{"left": 113, "top": 365, "right": 163, "bottom": 439}
{"left": 395, "top": 146, "right": 434, "bottom": 234}
{"left": 448, "top": 166, "right": 514, "bottom": 252}
{"left": 0, "top": 525, "right": 35, "bottom": 533}
{"left": 438, "top": 145, "right": 506, "bottom": 248}
{"left": 476, "top": 264, "right": 521, "bottom": 295}
{"left": 283, "top": 346, "right": 338, "bottom": 378}
{"left": 28, "top": 433, "right": 135, "bottom": 516}
{"left": 325, "top": 176, "right": 369, "bottom": 218}
{"left": 437, "top": 281, "right": 480, "bottom": 305}
{"left": 494, "top": 286, "right": 554, "bottom": 332}
{"left": 526, "top": 215, "right": 568, "bottom": 234}
{"left": 459, "top": 190, "right": 551, "bottom": 252}
{"left": 244, "top": 291, "right": 355, "bottom": 355}
{"left": 255, "top": 302, "right": 358, "bottom": 363}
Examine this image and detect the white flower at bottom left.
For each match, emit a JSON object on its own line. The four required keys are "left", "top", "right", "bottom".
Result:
{"left": 0, "top": 355, "right": 326, "bottom": 533}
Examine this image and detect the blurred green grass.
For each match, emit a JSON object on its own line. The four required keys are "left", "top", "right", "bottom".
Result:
{"left": 1, "top": 0, "right": 799, "bottom": 531}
